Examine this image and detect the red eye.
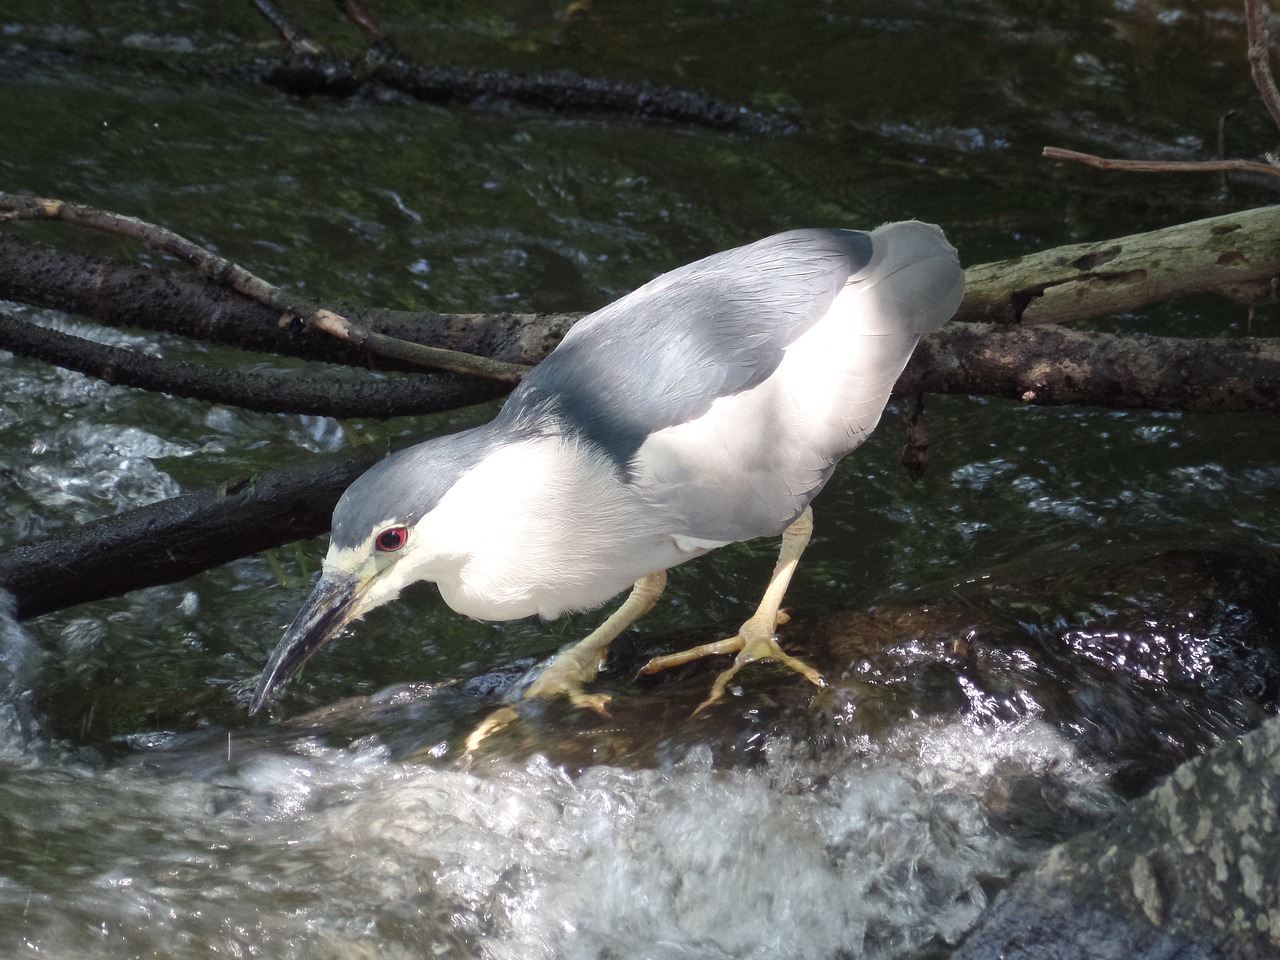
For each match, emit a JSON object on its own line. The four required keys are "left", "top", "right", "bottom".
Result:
{"left": 375, "top": 526, "right": 408, "bottom": 552}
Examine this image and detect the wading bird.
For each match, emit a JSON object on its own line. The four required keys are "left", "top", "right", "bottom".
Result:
{"left": 249, "top": 221, "right": 964, "bottom": 723}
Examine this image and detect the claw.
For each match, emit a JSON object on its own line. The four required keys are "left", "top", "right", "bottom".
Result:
{"left": 464, "top": 704, "right": 519, "bottom": 755}
{"left": 691, "top": 633, "right": 827, "bottom": 714}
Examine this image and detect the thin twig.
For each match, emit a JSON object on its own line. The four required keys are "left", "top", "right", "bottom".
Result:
{"left": 1046, "top": 1, "right": 1280, "bottom": 184}
{"left": 0, "top": 193, "right": 529, "bottom": 384}
{"left": 1041, "top": 146, "right": 1280, "bottom": 178}
{"left": 250, "top": 0, "right": 325, "bottom": 55}
{"left": 309, "top": 308, "right": 529, "bottom": 381}
{"left": 1245, "top": 0, "right": 1280, "bottom": 132}
{"left": 339, "top": 0, "right": 390, "bottom": 45}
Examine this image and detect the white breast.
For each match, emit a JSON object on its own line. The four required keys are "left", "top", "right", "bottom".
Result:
{"left": 417, "top": 436, "right": 698, "bottom": 621}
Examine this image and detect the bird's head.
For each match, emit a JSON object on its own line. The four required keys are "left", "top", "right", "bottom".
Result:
{"left": 248, "top": 433, "right": 492, "bottom": 714}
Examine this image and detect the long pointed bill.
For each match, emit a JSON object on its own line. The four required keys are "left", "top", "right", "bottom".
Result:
{"left": 249, "top": 573, "right": 364, "bottom": 715}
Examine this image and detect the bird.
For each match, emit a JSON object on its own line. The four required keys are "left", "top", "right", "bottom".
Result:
{"left": 248, "top": 220, "right": 965, "bottom": 725}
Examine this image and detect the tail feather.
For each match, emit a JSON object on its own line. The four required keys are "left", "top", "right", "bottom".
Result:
{"left": 848, "top": 220, "right": 965, "bottom": 337}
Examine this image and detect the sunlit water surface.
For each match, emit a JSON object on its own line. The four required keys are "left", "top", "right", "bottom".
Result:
{"left": 1, "top": 696, "right": 1115, "bottom": 960}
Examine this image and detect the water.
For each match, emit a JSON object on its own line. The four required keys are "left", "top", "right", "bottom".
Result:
{"left": 2, "top": 0, "right": 1279, "bottom": 957}
{"left": 2, "top": 710, "right": 1113, "bottom": 960}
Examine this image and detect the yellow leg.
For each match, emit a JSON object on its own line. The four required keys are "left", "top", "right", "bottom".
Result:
{"left": 639, "top": 507, "right": 826, "bottom": 713}
{"left": 524, "top": 570, "right": 667, "bottom": 708}
{"left": 464, "top": 571, "right": 667, "bottom": 754}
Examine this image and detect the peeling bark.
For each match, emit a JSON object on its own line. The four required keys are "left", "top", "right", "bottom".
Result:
{"left": 956, "top": 205, "right": 1280, "bottom": 326}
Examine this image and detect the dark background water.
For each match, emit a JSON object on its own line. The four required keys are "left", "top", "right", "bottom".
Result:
{"left": 1, "top": 2, "right": 1278, "bottom": 958}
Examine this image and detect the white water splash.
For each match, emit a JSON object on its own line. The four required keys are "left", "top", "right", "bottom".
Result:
{"left": 0, "top": 717, "right": 1115, "bottom": 960}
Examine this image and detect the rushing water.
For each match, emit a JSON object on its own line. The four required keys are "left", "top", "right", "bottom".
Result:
{"left": 2, "top": 1, "right": 1279, "bottom": 957}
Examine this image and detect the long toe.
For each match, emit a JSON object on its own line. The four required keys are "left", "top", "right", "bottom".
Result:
{"left": 694, "top": 634, "right": 827, "bottom": 714}
{"left": 637, "top": 636, "right": 747, "bottom": 676}
{"left": 464, "top": 705, "right": 520, "bottom": 755}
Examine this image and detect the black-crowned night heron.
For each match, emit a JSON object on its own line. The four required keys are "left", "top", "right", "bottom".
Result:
{"left": 249, "top": 221, "right": 964, "bottom": 723}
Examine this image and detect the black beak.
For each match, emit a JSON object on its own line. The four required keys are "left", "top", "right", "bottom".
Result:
{"left": 249, "top": 574, "right": 361, "bottom": 715}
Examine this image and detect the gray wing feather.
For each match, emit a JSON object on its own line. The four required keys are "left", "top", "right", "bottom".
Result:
{"left": 498, "top": 228, "right": 874, "bottom": 464}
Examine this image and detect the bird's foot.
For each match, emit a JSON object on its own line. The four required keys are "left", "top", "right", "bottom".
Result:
{"left": 639, "top": 616, "right": 826, "bottom": 714}
{"left": 694, "top": 629, "right": 826, "bottom": 714}
{"left": 462, "top": 683, "right": 613, "bottom": 757}
{"left": 522, "top": 644, "right": 613, "bottom": 714}
{"left": 463, "top": 705, "right": 518, "bottom": 755}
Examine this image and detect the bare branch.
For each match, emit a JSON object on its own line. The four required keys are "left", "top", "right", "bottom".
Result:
{"left": 0, "top": 443, "right": 393, "bottom": 620}
{"left": 1045, "top": 2, "right": 1280, "bottom": 178}
{"left": 308, "top": 308, "right": 528, "bottom": 383}
{"left": 338, "top": 0, "right": 390, "bottom": 45}
{"left": 1245, "top": 0, "right": 1280, "bottom": 132}
{"left": 250, "top": 0, "right": 325, "bottom": 55}
{"left": 0, "top": 193, "right": 529, "bottom": 383}
{"left": 909, "top": 324, "right": 1280, "bottom": 413}
{"left": 0, "top": 234, "right": 571, "bottom": 373}
{"left": 957, "top": 204, "right": 1280, "bottom": 326}
{"left": 0, "top": 309, "right": 506, "bottom": 417}
{"left": 1042, "top": 146, "right": 1280, "bottom": 179}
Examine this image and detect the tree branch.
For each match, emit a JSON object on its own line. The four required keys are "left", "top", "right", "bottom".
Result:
{"left": 235, "top": 0, "right": 790, "bottom": 133}
{"left": 0, "top": 444, "right": 392, "bottom": 620}
{"left": 0, "top": 234, "right": 572, "bottom": 375}
{"left": 1045, "top": 0, "right": 1280, "bottom": 181}
{"left": 3, "top": 206, "right": 1278, "bottom": 418}
{"left": 0, "top": 193, "right": 529, "bottom": 384}
{"left": 249, "top": 0, "right": 324, "bottom": 55}
{"left": 0, "top": 309, "right": 507, "bottom": 418}
{"left": 1245, "top": 0, "right": 1280, "bottom": 132}
{"left": 956, "top": 204, "right": 1280, "bottom": 326}
{"left": 1042, "top": 146, "right": 1280, "bottom": 179}
{"left": 909, "top": 324, "right": 1280, "bottom": 412}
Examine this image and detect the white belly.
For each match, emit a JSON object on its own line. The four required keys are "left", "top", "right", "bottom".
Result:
{"left": 418, "top": 436, "right": 704, "bottom": 621}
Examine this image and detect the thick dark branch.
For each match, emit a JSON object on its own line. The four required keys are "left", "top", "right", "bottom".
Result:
{"left": 0, "top": 445, "right": 391, "bottom": 620}
{"left": 240, "top": 0, "right": 786, "bottom": 132}
{"left": 0, "top": 309, "right": 507, "bottom": 418}
{"left": 0, "top": 235, "right": 571, "bottom": 373}
{"left": 910, "top": 324, "right": 1280, "bottom": 412}
{"left": 254, "top": 56, "right": 791, "bottom": 134}
{"left": 0, "top": 193, "right": 528, "bottom": 383}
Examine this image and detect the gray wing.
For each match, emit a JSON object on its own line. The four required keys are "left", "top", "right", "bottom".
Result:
{"left": 497, "top": 228, "right": 874, "bottom": 464}
{"left": 628, "top": 219, "right": 965, "bottom": 543}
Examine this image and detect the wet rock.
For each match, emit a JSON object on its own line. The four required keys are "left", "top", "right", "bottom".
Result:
{"left": 952, "top": 713, "right": 1280, "bottom": 960}
{"left": 205, "top": 544, "right": 1280, "bottom": 793}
